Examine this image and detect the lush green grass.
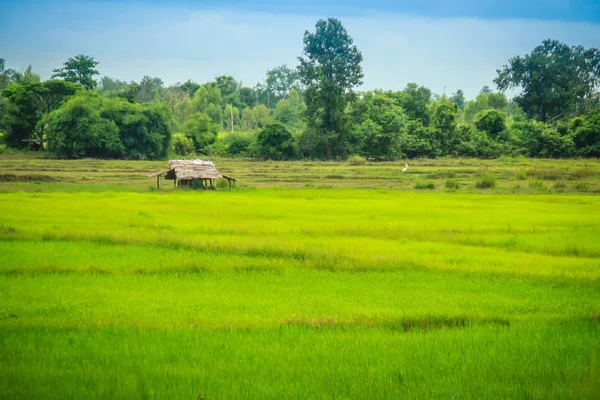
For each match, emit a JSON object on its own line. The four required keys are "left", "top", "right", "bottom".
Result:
{"left": 1, "top": 156, "right": 600, "bottom": 398}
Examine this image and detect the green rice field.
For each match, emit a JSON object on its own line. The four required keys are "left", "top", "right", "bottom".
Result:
{"left": 1, "top": 154, "right": 599, "bottom": 398}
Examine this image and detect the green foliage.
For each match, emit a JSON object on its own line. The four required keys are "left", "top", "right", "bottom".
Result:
{"left": 298, "top": 18, "right": 363, "bottom": 159}
{"left": 348, "top": 91, "right": 406, "bottom": 159}
{"left": 495, "top": 40, "right": 600, "bottom": 121}
{"left": 273, "top": 89, "right": 305, "bottom": 126}
{"left": 572, "top": 109, "right": 600, "bottom": 157}
{"left": 170, "top": 133, "right": 195, "bottom": 156}
{"left": 100, "top": 99, "right": 171, "bottom": 159}
{"left": 223, "top": 132, "right": 256, "bottom": 157}
{"left": 1, "top": 80, "right": 79, "bottom": 148}
{"left": 46, "top": 94, "right": 123, "bottom": 158}
{"left": 464, "top": 90, "right": 508, "bottom": 123}
{"left": 183, "top": 113, "right": 218, "bottom": 153}
{"left": 474, "top": 109, "right": 507, "bottom": 138}
{"left": 398, "top": 83, "right": 432, "bottom": 125}
{"left": 347, "top": 154, "right": 367, "bottom": 165}
{"left": 51, "top": 54, "right": 100, "bottom": 90}
{"left": 256, "top": 123, "right": 298, "bottom": 160}
{"left": 414, "top": 181, "right": 436, "bottom": 190}
{"left": 259, "top": 64, "right": 301, "bottom": 108}
{"left": 46, "top": 93, "right": 171, "bottom": 159}
{"left": 449, "top": 89, "right": 465, "bottom": 110}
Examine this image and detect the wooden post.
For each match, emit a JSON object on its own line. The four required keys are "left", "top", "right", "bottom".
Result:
{"left": 156, "top": 175, "right": 160, "bottom": 190}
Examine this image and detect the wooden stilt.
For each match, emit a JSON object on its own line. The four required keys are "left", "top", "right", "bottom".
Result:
{"left": 156, "top": 175, "right": 160, "bottom": 190}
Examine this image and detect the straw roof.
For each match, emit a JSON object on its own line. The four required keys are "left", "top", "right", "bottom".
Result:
{"left": 149, "top": 159, "right": 223, "bottom": 180}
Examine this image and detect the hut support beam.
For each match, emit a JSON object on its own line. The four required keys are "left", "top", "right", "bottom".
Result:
{"left": 156, "top": 175, "right": 160, "bottom": 190}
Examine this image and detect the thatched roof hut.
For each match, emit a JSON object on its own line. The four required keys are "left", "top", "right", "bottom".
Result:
{"left": 149, "top": 160, "right": 235, "bottom": 189}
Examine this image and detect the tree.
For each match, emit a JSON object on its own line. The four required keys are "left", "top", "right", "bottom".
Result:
{"left": 571, "top": 109, "right": 600, "bottom": 156}
{"left": 262, "top": 65, "right": 301, "bottom": 108}
{"left": 138, "top": 76, "right": 162, "bottom": 103}
{"left": 464, "top": 90, "right": 508, "bottom": 123}
{"left": 215, "top": 76, "right": 241, "bottom": 108}
{"left": 162, "top": 85, "right": 187, "bottom": 116}
{"left": 179, "top": 80, "right": 201, "bottom": 98}
{"left": 52, "top": 54, "right": 100, "bottom": 90}
{"left": 0, "top": 60, "right": 40, "bottom": 90}
{"left": 46, "top": 94, "right": 123, "bottom": 158}
{"left": 252, "top": 104, "right": 271, "bottom": 128}
{"left": 97, "top": 76, "right": 128, "bottom": 98}
{"left": 397, "top": 83, "right": 432, "bottom": 125}
{"left": 256, "top": 123, "right": 298, "bottom": 160}
{"left": 1, "top": 80, "right": 79, "bottom": 147}
{"left": 298, "top": 18, "right": 363, "bottom": 159}
{"left": 449, "top": 89, "right": 466, "bottom": 110}
{"left": 100, "top": 99, "right": 171, "bottom": 159}
{"left": 495, "top": 39, "right": 600, "bottom": 121}
{"left": 273, "top": 88, "right": 305, "bottom": 126}
{"left": 474, "top": 109, "right": 507, "bottom": 138}
{"left": 239, "top": 87, "right": 257, "bottom": 108}
{"left": 183, "top": 113, "right": 218, "bottom": 152}
{"left": 171, "top": 133, "right": 195, "bottom": 156}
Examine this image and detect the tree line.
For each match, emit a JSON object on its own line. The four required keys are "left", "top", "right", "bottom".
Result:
{"left": 1, "top": 18, "right": 599, "bottom": 160}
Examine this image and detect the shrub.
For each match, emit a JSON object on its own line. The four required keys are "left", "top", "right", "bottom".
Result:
{"left": 528, "top": 180, "right": 545, "bottom": 190}
{"left": 445, "top": 179, "right": 459, "bottom": 190}
{"left": 347, "top": 154, "right": 367, "bottom": 165}
{"left": 474, "top": 109, "right": 507, "bottom": 138}
{"left": 415, "top": 181, "right": 436, "bottom": 190}
{"left": 224, "top": 132, "right": 255, "bottom": 157}
{"left": 171, "top": 133, "right": 195, "bottom": 156}
{"left": 475, "top": 175, "right": 496, "bottom": 189}
{"left": 574, "top": 182, "right": 589, "bottom": 192}
{"left": 256, "top": 123, "right": 298, "bottom": 160}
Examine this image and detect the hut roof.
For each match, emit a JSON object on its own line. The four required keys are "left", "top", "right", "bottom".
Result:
{"left": 149, "top": 159, "right": 223, "bottom": 180}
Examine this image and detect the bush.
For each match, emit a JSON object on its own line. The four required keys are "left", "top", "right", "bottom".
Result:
{"left": 473, "top": 109, "right": 507, "bottom": 138}
{"left": 224, "top": 132, "right": 256, "bottom": 157}
{"left": 445, "top": 179, "right": 459, "bottom": 190}
{"left": 171, "top": 133, "right": 195, "bottom": 156}
{"left": 475, "top": 175, "right": 496, "bottom": 189}
{"left": 347, "top": 155, "right": 367, "bottom": 165}
{"left": 415, "top": 181, "right": 436, "bottom": 190}
{"left": 528, "top": 180, "right": 545, "bottom": 190}
{"left": 46, "top": 93, "right": 171, "bottom": 159}
{"left": 256, "top": 123, "right": 298, "bottom": 160}
{"left": 46, "top": 95, "right": 124, "bottom": 159}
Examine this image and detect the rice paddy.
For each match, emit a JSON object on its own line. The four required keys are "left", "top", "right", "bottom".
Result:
{"left": 1, "top": 154, "right": 599, "bottom": 398}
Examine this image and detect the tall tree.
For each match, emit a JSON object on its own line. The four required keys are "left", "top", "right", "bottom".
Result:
{"left": 495, "top": 39, "right": 600, "bottom": 121}
{"left": 52, "top": 54, "right": 100, "bottom": 90}
{"left": 298, "top": 18, "right": 363, "bottom": 159}
{"left": 2, "top": 80, "right": 78, "bottom": 147}
{"left": 263, "top": 65, "right": 301, "bottom": 108}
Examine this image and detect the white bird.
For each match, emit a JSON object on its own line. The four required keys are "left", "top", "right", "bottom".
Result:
{"left": 402, "top": 163, "right": 409, "bottom": 173}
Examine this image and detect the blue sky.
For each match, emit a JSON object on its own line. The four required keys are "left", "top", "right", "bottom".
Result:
{"left": 1, "top": 0, "right": 600, "bottom": 98}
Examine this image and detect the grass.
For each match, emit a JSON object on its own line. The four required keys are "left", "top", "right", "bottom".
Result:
{"left": 0, "top": 154, "right": 600, "bottom": 398}
{"left": 1, "top": 153, "right": 599, "bottom": 193}
{"left": 475, "top": 174, "right": 496, "bottom": 189}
